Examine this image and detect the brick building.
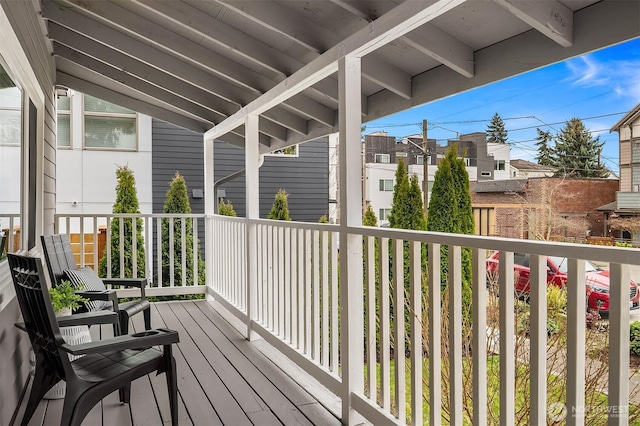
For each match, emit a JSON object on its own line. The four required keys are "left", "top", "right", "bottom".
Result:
{"left": 471, "top": 177, "right": 618, "bottom": 240}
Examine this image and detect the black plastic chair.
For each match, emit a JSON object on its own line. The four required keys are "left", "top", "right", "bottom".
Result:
{"left": 41, "top": 234, "right": 151, "bottom": 334}
{"left": 8, "top": 253, "right": 179, "bottom": 426}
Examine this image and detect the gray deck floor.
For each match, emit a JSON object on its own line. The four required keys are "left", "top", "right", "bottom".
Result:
{"left": 26, "top": 300, "right": 341, "bottom": 426}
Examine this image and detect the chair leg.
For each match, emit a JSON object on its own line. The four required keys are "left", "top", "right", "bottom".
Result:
{"left": 164, "top": 346, "right": 178, "bottom": 426}
{"left": 119, "top": 312, "right": 130, "bottom": 335}
{"left": 22, "top": 359, "right": 60, "bottom": 425}
{"left": 144, "top": 307, "right": 151, "bottom": 330}
{"left": 119, "top": 385, "right": 131, "bottom": 404}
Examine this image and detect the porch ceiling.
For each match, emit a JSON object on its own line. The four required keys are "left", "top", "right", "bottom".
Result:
{"left": 40, "top": 0, "right": 639, "bottom": 153}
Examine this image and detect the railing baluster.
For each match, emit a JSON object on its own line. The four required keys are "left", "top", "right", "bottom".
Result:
{"left": 379, "top": 237, "right": 390, "bottom": 411}
{"left": 393, "top": 238, "right": 405, "bottom": 423}
{"left": 298, "top": 228, "right": 306, "bottom": 349}
{"left": 156, "top": 217, "right": 162, "bottom": 287}
{"left": 322, "top": 231, "right": 329, "bottom": 368}
{"left": 410, "top": 240, "right": 423, "bottom": 426}
{"left": 529, "top": 253, "right": 546, "bottom": 426}
{"left": 366, "top": 236, "right": 376, "bottom": 399}
{"left": 330, "top": 230, "right": 339, "bottom": 374}
{"left": 79, "top": 217, "right": 85, "bottom": 268}
{"left": 132, "top": 215, "right": 138, "bottom": 278}
{"left": 193, "top": 217, "right": 198, "bottom": 286}
{"left": 428, "top": 242, "right": 441, "bottom": 426}
{"left": 304, "top": 228, "right": 312, "bottom": 354}
{"left": 278, "top": 226, "right": 285, "bottom": 336}
{"left": 609, "top": 262, "right": 630, "bottom": 425}
{"left": 449, "top": 245, "right": 462, "bottom": 426}
{"left": 291, "top": 228, "right": 298, "bottom": 347}
{"left": 106, "top": 218, "right": 112, "bottom": 279}
{"left": 284, "top": 227, "right": 291, "bottom": 342}
{"left": 93, "top": 217, "right": 98, "bottom": 272}
{"left": 567, "top": 258, "right": 586, "bottom": 426}
{"left": 312, "top": 229, "right": 320, "bottom": 361}
{"left": 499, "top": 250, "right": 515, "bottom": 425}
{"left": 119, "top": 217, "right": 125, "bottom": 279}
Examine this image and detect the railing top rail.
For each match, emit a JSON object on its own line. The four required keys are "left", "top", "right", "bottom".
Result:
{"left": 251, "top": 218, "right": 339, "bottom": 231}
{"left": 55, "top": 213, "right": 206, "bottom": 219}
{"left": 352, "top": 225, "right": 640, "bottom": 265}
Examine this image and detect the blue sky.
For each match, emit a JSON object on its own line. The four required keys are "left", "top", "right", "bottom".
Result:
{"left": 366, "top": 38, "right": 640, "bottom": 175}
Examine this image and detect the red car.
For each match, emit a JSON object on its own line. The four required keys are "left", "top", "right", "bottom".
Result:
{"left": 486, "top": 252, "right": 640, "bottom": 313}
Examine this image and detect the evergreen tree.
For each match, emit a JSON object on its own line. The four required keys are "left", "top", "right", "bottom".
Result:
{"left": 427, "top": 146, "right": 474, "bottom": 323}
{"left": 319, "top": 214, "right": 329, "bottom": 223}
{"left": 267, "top": 189, "right": 292, "bottom": 220}
{"left": 218, "top": 199, "right": 237, "bottom": 216}
{"left": 388, "top": 158, "right": 426, "bottom": 231}
{"left": 363, "top": 204, "right": 377, "bottom": 227}
{"left": 534, "top": 128, "right": 555, "bottom": 166}
{"left": 98, "top": 165, "right": 145, "bottom": 278}
{"left": 161, "top": 172, "right": 205, "bottom": 286}
{"left": 486, "top": 112, "right": 508, "bottom": 144}
{"left": 552, "top": 117, "right": 607, "bottom": 178}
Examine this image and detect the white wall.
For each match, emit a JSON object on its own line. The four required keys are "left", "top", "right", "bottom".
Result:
{"left": 488, "top": 142, "right": 511, "bottom": 180}
{"left": 56, "top": 93, "right": 153, "bottom": 222}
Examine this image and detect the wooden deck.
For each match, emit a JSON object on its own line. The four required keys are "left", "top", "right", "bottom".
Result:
{"left": 26, "top": 301, "right": 342, "bottom": 426}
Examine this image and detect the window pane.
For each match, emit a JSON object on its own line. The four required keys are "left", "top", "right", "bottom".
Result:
{"left": 0, "top": 86, "right": 21, "bottom": 108}
{"left": 633, "top": 142, "right": 640, "bottom": 163}
{"left": 57, "top": 114, "right": 70, "bottom": 147}
{"left": 57, "top": 96, "right": 70, "bottom": 111}
{"left": 85, "top": 116, "right": 136, "bottom": 149}
{"left": 0, "top": 109, "right": 21, "bottom": 145}
{"left": 84, "top": 95, "right": 135, "bottom": 114}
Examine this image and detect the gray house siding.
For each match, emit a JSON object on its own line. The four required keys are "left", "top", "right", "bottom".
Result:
{"left": 152, "top": 120, "right": 329, "bottom": 263}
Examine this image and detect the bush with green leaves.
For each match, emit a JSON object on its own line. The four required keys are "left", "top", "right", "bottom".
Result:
{"left": 631, "top": 321, "right": 640, "bottom": 356}
{"left": 161, "top": 172, "right": 205, "bottom": 287}
{"left": 99, "top": 165, "right": 146, "bottom": 278}
{"left": 218, "top": 199, "right": 237, "bottom": 216}
{"left": 267, "top": 189, "right": 291, "bottom": 220}
{"left": 49, "top": 280, "right": 88, "bottom": 313}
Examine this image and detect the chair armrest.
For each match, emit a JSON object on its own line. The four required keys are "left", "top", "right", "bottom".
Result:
{"left": 77, "top": 289, "right": 120, "bottom": 312}
{"left": 60, "top": 328, "right": 179, "bottom": 355}
{"left": 102, "top": 278, "right": 147, "bottom": 289}
{"left": 15, "top": 310, "right": 119, "bottom": 331}
{"left": 56, "top": 310, "right": 119, "bottom": 327}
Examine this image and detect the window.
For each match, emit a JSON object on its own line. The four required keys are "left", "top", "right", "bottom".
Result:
{"left": 266, "top": 145, "right": 298, "bottom": 157}
{"left": 416, "top": 155, "right": 424, "bottom": 165}
{"left": 0, "top": 60, "right": 22, "bottom": 257}
{"left": 375, "top": 153, "right": 390, "bottom": 163}
{"left": 633, "top": 142, "right": 640, "bottom": 163}
{"left": 379, "top": 179, "right": 393, "bottom": 191}
{"left": 396, "top": 152, "right": 407, "bottom": 157}
{"left": 84, "top": 95, "right": 137, "bottom": 150}
{"left": 481, "top": 171, "right": 492, "bottom": 177}
{"left": 379, "top": 208, "right": 391, "bottom": 221}
{"left": 494, "top": 160, "right": 506, "bottom": 171}
{"left": 57, "top": 96, "right": 70, "bottom": 147}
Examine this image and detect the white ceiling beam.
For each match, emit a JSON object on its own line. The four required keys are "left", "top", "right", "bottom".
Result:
{"left": 214, "top": 0, "right": 412, "bottom": 99}
{"left": 44, "top": 2, "right": 316, "bottom": 134}
{"left": 403, "top": 25, "right": 474, "bottom": 78}
{"left": 493, "top": 0, "right": 573, "bottom": 47}
{"left": 54, "top": 45, "right": 223, "bottom": 124}
{"left": 48, "top": 23, "right": 238, "bottom": 116}
{"left": 205, "top": 0, "right": 467, "bottom": 140}
{"left": 366, "top": 0, "right": 637, "bottom": 122}
{"left": 330, "top": 0, "right": 473, "bottom": 78}
{"left": 284, "top": 96, "right": 335, "bottom": 127}
{"left": 56, "top": 71, "right": 211, "bottom": 133}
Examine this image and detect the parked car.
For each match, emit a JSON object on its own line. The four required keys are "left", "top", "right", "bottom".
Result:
{"left": 485, "top": 252, "right": 640, "bottom": 312}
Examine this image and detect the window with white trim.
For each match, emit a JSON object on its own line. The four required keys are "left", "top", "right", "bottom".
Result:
{"left": 375, "top": 153, "right": 390, "bottom": 163}
{"left": 396, "top": 152, "right": 407, "bottom": 157}
{"left": 379, "top": 208, "right": 391, "bottom": 221}
{"left": 494, "top": 160, "right": 506, "bottom": 171}
{"left": 84, "top": 95, "right": 137, "bottom": 150}
{"left": 416, "top": 155, "right": 425, "bottom": 165}
{"left": 57, "top": 96, "right": 71, "bottom": 148}
{"left": 379, "top": 179, "right": 393, "bottom": 191}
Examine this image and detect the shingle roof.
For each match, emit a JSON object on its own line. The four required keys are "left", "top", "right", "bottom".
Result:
{"left": 510, "top": 159, "right": 555, "bottom": 172}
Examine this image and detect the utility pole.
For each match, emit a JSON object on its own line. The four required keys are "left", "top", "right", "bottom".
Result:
{"left": 422, "top": 119, "right": 429, "bottom": 221}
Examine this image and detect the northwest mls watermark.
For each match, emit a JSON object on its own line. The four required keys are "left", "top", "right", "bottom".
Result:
{"left": 547, "top": 402, "right": 628, "bottom": 421}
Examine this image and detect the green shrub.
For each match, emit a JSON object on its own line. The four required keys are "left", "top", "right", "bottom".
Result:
{"left": 546, "top": 285, "right": 567, "bottom": 319}
{"left": 218, "top": 199, "right": 237, "bottom": 216}
{"left": 630, "top": 321, "right": 640, "bottom": 356}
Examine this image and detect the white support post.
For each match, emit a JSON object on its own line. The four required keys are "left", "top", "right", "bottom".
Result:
{"left": 246, "top": 114, "right": 260, "bottom": 341}
{"left": 338, "top": 55, "right": 363, "bottom": 425}
{"left": 204, "top": 135, "right": 215, "bottom": 301}
{"left": 609, "top": 263, "right": 630, "bottom": 425}
{"left": 567, "top": 258, "right": 586, "bottom": 426}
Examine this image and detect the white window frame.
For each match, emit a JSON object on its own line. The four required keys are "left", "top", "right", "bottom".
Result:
{"left": 379, "top": 179, "right": 393, "bottom": 191}
{"left": 375, "top": 153, "right": 390, "bottom": 163}
{"left": 379, "top": 208, "right": 391, "bottom": 221}
{"left": 56, "top": 94, "right": 71, "bottom": 149}
{"left": 494, "top": 160, "right": 506, "bottom": 171}
{"left": 396, "top": 151, "right": 407, "bottom": 157}
{"left": 481, "top": 171, "right": 492, "bottom": 177}
{"left": 82, "top": 94, "right": 138, "bottom": 151}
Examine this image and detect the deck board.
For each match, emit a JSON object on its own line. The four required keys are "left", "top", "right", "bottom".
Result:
{"left": 28, "top": 300, "right": 339, "bottom": 425}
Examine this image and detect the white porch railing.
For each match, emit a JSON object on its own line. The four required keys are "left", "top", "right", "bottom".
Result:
{"left": 209, "top": 215, "right": 640, "bottom": 426}
{"left": 61, "top": 212, "right": 640, "bottom": 424}
{"left": 54, "top": 214, "right": 206, "bottom": 297}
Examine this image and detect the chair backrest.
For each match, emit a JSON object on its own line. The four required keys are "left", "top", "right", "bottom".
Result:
{"left": 7, "top": 253, "right": 69, "bottom": 381}
{"left": 41, "top": 234, "right": 80, "bottom": 287}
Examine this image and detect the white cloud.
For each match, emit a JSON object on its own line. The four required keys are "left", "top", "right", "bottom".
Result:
{"left": 565, "top": 54, "right": 640, "bottom": 103}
